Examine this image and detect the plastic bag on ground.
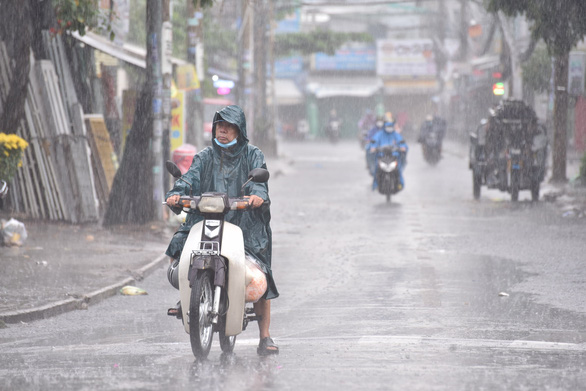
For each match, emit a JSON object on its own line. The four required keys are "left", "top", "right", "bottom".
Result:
{"left": 1, "top": 218, "right": 28, "bottom": 246}
{"left": 245, "top": 255, "right": 267, "bottom": 303}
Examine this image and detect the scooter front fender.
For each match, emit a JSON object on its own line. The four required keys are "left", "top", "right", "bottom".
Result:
{"left": 178, "top": 221, "right": 246, "bottom": 336}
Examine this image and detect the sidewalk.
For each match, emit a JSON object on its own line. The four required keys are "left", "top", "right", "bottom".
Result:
{"left": 0, "top": 220, "right": 171, "bottom": 325}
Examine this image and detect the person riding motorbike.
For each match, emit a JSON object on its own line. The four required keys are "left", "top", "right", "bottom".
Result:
{"left": 358, "top": 109, "right": 376, "bottom": 136}
{"left": 326, "top": 109, "right": 342, "bottom": 142}
{"left": 164, "top": 105, "right": 279, "bottom": 355}
{"left": 418, "top": 114, "right": 447, "bottom": 155}
{"left": 369, "top": 120, "right": 408, "bottom": 190}
{"left": 365, "top": 116, "right": 385, "bottom": 176}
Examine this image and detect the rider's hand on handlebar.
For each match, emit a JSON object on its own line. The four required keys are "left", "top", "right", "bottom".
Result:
{"left": 246, "top": 195, "right": 264, "bottom": 208}
{"left": 166, "top": 195, "right": 180, "bottom": 207}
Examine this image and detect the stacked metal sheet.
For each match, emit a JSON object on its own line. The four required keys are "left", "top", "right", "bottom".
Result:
{"left": 0, "top": 35, "right": 101, "bottom": 223}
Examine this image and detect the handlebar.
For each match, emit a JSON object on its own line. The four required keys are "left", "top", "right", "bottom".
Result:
{"left": 163, "top": 196, "right": 254, "bottom": 211}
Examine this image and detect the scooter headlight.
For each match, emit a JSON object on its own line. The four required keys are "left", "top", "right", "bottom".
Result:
{"left": 379, "top": 160, "right": 398, "bottom": 173}
{"left": 197, "top": 196, "right": 227, "bottom": 213}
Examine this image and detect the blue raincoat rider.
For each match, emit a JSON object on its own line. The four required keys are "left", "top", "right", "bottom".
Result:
{"left": 365, "top": 116, "right": 385, "bottom": 176}
{"left": 369, "top": 120, "right": 408, "bottom": 190}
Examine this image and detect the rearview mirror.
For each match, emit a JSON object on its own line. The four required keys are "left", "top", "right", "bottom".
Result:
{"left": 166, "top": 160, "right": 182, "bottom": 179}
{"left": 248, "top": 168, "right": 270, "bottom": 183}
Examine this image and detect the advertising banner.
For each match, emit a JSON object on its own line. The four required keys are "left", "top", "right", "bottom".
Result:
{"left": 176, "top": 64, "right": 201, "bottom": 90}
{"left": 274, "top": 56, "right": 304, "bottom": 78}
{"left": 170, "top": 90, "right": 185, "bottom": 152}
{"left": 377, "top": 39, "right": 436, "bottom": 78}
{"left": 568, "top": 51, "right": 586, "bottom": 96}
{"left": 313, "top": 46, "right": 376, "bottom": 71}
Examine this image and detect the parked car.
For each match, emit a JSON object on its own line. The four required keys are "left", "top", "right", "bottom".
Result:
{"left": 469, "top": 99, "right": 548, "bottom": 202}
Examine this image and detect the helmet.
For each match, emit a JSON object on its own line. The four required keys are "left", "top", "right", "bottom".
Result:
{"left": 384, "top": 121, "right": 396, "bottom": 133}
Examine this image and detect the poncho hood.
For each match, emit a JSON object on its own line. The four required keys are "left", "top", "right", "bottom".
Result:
{"left": 212, "top": 105, "right": 249, "bottom": 153}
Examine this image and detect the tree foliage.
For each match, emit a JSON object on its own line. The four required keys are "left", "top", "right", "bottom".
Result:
{"left": 486, "top": 0, "right": 586, "bottom": 56}
{"left": 522, "top": 45, "right": 551, "bottom": 94}
{"left": 52, "top": 0, "right": 113, "bottom": 38}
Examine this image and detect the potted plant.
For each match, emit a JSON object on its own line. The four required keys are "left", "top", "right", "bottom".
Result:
{"left": 0, "top": 132, "right": 28, "bottom": 199}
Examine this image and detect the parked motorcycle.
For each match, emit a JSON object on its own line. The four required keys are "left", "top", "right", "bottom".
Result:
{"left": 164, "top": 161, "right": 270, "bottom": 359}
{"left": 469, "top": 100, "right": 548, "bottom": 202}
{"left": 375, "top": 144, "right": 404, "bottom": 202}
{"left": 0, "top": 180, "right": 7, "bottom": 199}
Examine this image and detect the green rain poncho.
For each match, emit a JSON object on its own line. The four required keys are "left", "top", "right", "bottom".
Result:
{"left": 165, "top": 105, "right": 278, "bottom": 300}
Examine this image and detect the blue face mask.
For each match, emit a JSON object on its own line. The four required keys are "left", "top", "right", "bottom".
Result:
{"left": 214, "top": 137, "right": 238, "bottom": 148}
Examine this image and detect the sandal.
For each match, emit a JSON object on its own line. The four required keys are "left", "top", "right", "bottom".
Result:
{"left": 167, "top": 301, "right": 182, "bottom": 319}
{"left": 257, "top": 337, "right": 279, "bottom": 356}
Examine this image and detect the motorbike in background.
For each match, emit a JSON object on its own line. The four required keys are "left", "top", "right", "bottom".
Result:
{"left": 326, "top": 119, "right": 341, "bottom": 143}
{"left": 165, "top": 161, "right": 270, "bottom": 359}
{"left": 420, "top": 130, "right": 442, "bottom": 165}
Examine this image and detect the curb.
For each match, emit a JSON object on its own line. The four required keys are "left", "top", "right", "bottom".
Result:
{"left": 0, "top": 254, "right": 167, "bottom": 324}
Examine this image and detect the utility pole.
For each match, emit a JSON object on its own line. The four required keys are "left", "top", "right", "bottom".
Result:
{"left": 252, "top": 0, "right": 276, "bottom": 156}
{"left": 435, "top": 0, "right": 447, "bottom": 116}
{"left": 269, "top": 0, "right": 277, "bottom": 148}
{"left": 147, "top": 0, "right": 163, "bottom": 220}
{"left": 236, "top": 0, "right": 247, "bottom": 108}
{"left": 458, "top": 0, "right": 469, "bottom": 62}
{"left": 162, "top": 0, "right": 173, "bottom": 192}
{"left": 498, "top": 12, "right": 522, "bottom": 99}
{"left": 187, "top": 0, "right": 204, "bottom": 149}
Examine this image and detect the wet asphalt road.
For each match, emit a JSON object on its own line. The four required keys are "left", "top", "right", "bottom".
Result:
{"left": 1, "top": 139, "right": 586, "bottom": 390}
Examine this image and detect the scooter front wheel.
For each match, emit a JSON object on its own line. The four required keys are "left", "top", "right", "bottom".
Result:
{"left": 219, "top": 320, "right": 236, "bottom": 353}
{"left": 189, "top": 270, "right": 214, "bottom": 359}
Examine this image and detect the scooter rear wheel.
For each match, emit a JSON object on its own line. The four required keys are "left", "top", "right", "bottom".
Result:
{"left": 189, "top": 270, "right": 214, "bottom": 359}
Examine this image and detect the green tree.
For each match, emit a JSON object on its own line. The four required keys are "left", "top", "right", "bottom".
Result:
{"left": 0, "top": 0, "right": 111, "bottom": 136}
{"left": 522, "top": 45, "right": 551, "bottom": 94}
{"left": 487, "top": 0, "right": 586, "bottom": 183}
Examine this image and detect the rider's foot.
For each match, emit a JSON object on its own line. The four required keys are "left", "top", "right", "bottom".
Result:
{"left": 257, "top": 337, "right": 279, "bottom": 356}
{"left": 167, "top": 301, "right": 182, "bottom": 319}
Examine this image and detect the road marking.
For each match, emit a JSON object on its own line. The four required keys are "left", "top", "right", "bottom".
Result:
{"left": 264, "top": 335, "right": 586, "bottom": 352}
{"left": 294, "top": 156, "right": 359, "bottom": 163}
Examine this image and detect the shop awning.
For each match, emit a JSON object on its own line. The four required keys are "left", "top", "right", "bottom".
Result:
{"left": 72, "top": 31, "right": 187, "bottom": 69}
{"left": 267, "top": 79, "right": 304, "bottom": 105}
{"left": 306, "top": 76, "right": 383, "bottom": 98}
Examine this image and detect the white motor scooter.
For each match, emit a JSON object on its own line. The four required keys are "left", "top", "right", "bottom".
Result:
{"left": 165, "top": 161, "right": 270, "bottom": 359}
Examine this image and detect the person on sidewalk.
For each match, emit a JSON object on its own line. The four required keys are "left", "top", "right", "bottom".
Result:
{"left": 164, "top": 105, "right": 279, "bottom": 355}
